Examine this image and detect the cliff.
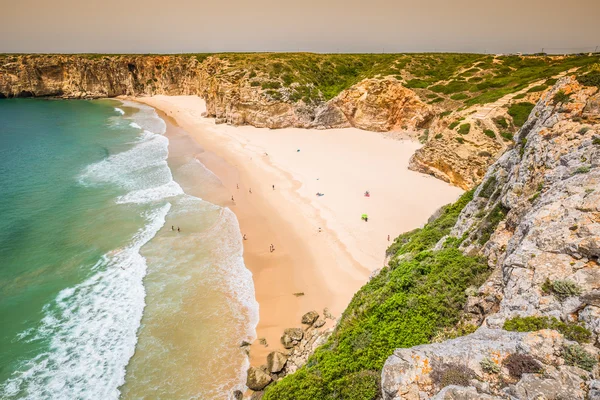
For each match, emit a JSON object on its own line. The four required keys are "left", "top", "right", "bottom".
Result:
{"left": 2, "top": 53, "right": 598, "bottom": 190}
{"left": 261, "top": 74, "right": 600, "bottom": 399}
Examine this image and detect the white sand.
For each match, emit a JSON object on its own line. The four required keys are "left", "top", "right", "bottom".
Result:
{"left": 132, "top": 95, "right": 464, "bottom": 362}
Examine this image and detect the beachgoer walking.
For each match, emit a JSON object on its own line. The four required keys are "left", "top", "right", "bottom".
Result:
{"left": 272, "top": 184, "right": 275, "bottom": 190}
{"left": 177, "top": 227, "right": 181, "bottom": 232}
{"left": 237, "top": 184, "right": 239, "bottom": 189}
{"left": 249, "top": 188, "right": 252, "bottom": 194}
{"left": 243, "top": 234, "right": 247, "bottom": 240}
{"left": 171, "top": 225, "right": 174, "bottom": 231}
{"left": 232, "top": 196, "right": 235, "bottom": 202}
{"left": 387, "top": 234, "right": 390, "bottom": 241}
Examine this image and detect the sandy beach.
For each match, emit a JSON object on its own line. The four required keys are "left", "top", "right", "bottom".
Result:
{"left": 131, "top": 95, "right": 464, "bottom": 364}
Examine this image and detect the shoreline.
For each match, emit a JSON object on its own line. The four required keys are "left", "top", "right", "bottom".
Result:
{"left": 129, "top": 95, "right": 464, "bottom": 365}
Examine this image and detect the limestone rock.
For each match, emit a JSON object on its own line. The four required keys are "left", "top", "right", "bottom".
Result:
{"left": 266, "top": 351, "right": 288, "bottom": 373}
{"left": 246, "top": 366, "right": 272, "bottom": 391}
{"left": 431, "top": 385, "right": 503, "bottom": 400}
{"left": 312, "top": 78, "right": 433, "bottom": 131}
{"left": 280, "top": 328, "right": 304, "bottom": 349}
{"left": 301, "top": 311, "right": 319, "bottom": 326}
{"left": 589, "top": 380, "right": 600, "bottom": 400}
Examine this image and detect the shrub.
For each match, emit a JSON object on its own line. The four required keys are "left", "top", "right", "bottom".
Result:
{"left": 478, "top": 204, "right": 509, "bottom": 245}
{"left": 577, "top": 71, "right": 600, "bottom": 88}
{"left": 494, "top": 117, "right": 509, "bottom": 129}
{"left": 513, "top": 93, "right": 526, "bottom": 100}
{"left": 451, "top": 93, "right": 469, "bottom": 100}
{"left": 552, "top": 90, "right": 571, "bottom": 104}
{"left": 594, "top": 137, "right": 600, "bottom": 145}
{"left": 501, "top": 132, "right": 513, "bottom": 141}
{"left": 503, "top": 316, "right": 592, "bottom": 343}
{"left": 435, "top": 133, "right": 443, "bottom": 139}
{"left": 542, "top": 279, "right": 582, "bottom": 301}
{"left": 484, "top": 129, "right": 496, "bottom": 138}
{"left": 329, "top": 371, "right": 380, "bottom": 400}
{"left": 508, "top": 102, "right": 535, "bottom": 127}
{"left": 262, "top": 81, "right": 282, "bottom": 90}
{"left": 575, "top": 166, "right": 591, "bottom": 174}
{"left": 430, "top": 363, "right": 475, "bottom": 388}
{"left": 503, "top": 353, "right": 542, "bottom": 378}
{"left": 480, "top": 357, "right": 501, "bottom": 374}
{"left": 527, "top": 85, "right": 548, "bottom": 93}
{"left": 457, "top": 123, "right": 471, "bottom": 135}
{"left": 250, "top": 81, "right": 260, "bottom": 87}
{"left": 578, "top": 127, "right": 590, "bottom": 134}
{"left": 264, "top": 190, "right": 492, "bottom": 399}
{"left": 456, "top": 137, "right": 465, "bottom": 144}
{"left": 449, "top": 121, "right": 460, "bottom": 129}
{"left": 478, "top": 176, "right": 497, "bottom": 198}
{"left": 563, "top": 344, "right": 597, "bottom": 371}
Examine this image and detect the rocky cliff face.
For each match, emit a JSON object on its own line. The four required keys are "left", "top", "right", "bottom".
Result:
{"left": 381, "top": 76, "right": 600, "bottom": 399}
{"left": 0, "top": 55, "right": 430, "bottom": 132}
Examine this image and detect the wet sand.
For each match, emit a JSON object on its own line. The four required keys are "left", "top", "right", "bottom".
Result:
{"left": 131, "top": 95, "right": 464, "bottom": 364}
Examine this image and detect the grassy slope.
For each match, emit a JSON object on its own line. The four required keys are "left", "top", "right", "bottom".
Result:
{"left": 3, "top": 53, "right": 598, "bottom": 107}
{"left": 263, "top": 190, "right": 492, "bottom": 400}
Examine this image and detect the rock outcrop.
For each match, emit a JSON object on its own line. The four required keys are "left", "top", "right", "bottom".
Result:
{"left": 0, "top": 55, "right": 432, "bottom": 133}
{"left": 312, "top": 78, "right": 433, "bottom": 131}
{"left": 381, "top": 76, "right": 600, "bottom": 399}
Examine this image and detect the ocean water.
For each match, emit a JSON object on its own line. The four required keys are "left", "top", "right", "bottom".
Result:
{"left": 0, "top": 99, "right": 257, "bottom": 399}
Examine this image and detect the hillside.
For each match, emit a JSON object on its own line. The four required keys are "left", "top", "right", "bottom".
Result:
{"left": 1, "top": 53, "right": 599, "bottom": 189}
{"left": 254, "top": 72, "right": 600, "bottom": 399}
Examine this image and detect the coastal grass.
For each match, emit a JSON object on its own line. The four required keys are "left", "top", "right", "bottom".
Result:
{"left": 507, "top": 102, "right": 535, "bottom": 127}
{"left": 503, "top": 316, "right": 592, "bottom": 343}
{"left": 264, "top": 191, "right": 492, "bottom": 400}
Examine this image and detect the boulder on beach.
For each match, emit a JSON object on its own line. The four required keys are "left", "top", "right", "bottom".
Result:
{"left": 267, "top": 351, "right": 288, "bottom": 373}
{"left": 280, "top": 328, "right": 304, "bottom": 348}
{"left": 246, "top": 366, "right": 272, "bottom": 391}
{"left": 301, "top": 310, "right": 319, "bottom": 326}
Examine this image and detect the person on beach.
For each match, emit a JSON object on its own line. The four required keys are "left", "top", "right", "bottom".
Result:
{"left": 237, "top": 184, "right": 239, "bottom": 189}
{"left": 272, "top": 184, "right": 275, "bottom": 190}
{"left": 387, "top": 234, "right": 390, "bottom": 241}
{"left": 318, "top": 227, "right": 322, "bottom": 233}
{"left": 232, "top": 195, "right": 235, "bottom": 202}
{"left": 249, "top": 188, "right": 252, "bottom": 194}
{"left": 177, "top": 227, "right": 181, "bottom": 232}
{"left": 270, "top": 244, "right": 275, "bottom": 252}
{"left": 171, "top": 225, "right": 174, "bottom": 231}
{"left": 243, "top": 234, "right": 247, "bottom": 240}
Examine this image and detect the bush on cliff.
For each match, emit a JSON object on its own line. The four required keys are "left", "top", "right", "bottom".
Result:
{"left": 503, "top": 316, "right": 592, "bottom": 343}
{"left": 264, "top": 191, "right": 492, "bottom": 400}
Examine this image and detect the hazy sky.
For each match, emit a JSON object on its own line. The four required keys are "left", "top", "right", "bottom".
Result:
{"left": 2, "top": 0, "right": 599, "bottom": 54}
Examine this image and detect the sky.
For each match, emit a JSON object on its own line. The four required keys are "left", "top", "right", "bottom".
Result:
{"left": 1, "top": 0, "right": 599, "bottom": 54}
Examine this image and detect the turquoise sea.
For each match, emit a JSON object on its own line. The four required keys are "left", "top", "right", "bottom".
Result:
{"left": 0, "top": 99, "right": 257, "bottom": 399}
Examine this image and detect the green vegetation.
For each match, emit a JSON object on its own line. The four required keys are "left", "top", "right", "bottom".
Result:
{"left": 477, "top": 204, "right": 509, "bottom": 245}
{"left": 449, "top": 121, "right": 460, "bottom": 130}
{"left": 500, "top": 131, "right": 514, "bottom": 141}
{"left": 575, "top": 166, "right": 591, "bottom": 174}
{"left": 503, "top": 353, "right": 542, "bottom": 378}
{"left": 507, "top": 102, "right": 535, "bottom": 127}
{"left": 435, "top": 133, "right": 443, "bottom": 140}
{"left": 552, "top": 90, "right": 571, "bottom": 104}
{"left": 457, "top": 123, "right": 471, "bottom": 135}
{"left": 450, "top": 93, "right": 469, "bottom": 101}
{"left": 478, "top": 176, "right": 497, "bottom": 198}
{"left": 484, "top": 129, "right": 496, "bottom": 139}
{"left": 503, "top": 316, "right": 592, "bottom": 343}
{"left": 577, "top": 71, "right": 600, "bottom": 88}
{"left": 563, "top": 344, "right": 597, "bottom": 371}
{"left": 527, "top": 84, "right": 548, "bottom": 93}
{"left": 264, "top": 191, "right": 492, "bottom": 400}
{"left": 480, "top": 358, "right": 501, "bottom": 374}
{"left": 494, "top": 117, "right": 509, "bottom": 130}
{"left": 593, "top": 137, "right": 600, "bottom": 145}
{"left": 542, "top": 279, "right": 582, "bottom": 301}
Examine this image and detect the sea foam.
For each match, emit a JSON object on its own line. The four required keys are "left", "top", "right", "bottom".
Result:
{"left": 0, "top": 204, "right": 171, "bottom": 400}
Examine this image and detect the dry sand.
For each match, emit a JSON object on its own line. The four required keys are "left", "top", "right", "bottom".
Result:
{"left": 131, "top": 95, "right": 464, "bottom": 364}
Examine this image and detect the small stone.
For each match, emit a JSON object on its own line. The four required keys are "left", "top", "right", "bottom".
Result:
{"left": 267, "top": 351, "right": 288, "bottom": 373}
{"left": 232, "top": 390, "right": 243, "bottom": 400}
{"left": 301, "top": 310, "right": 319, "bottom": 326}
{"left": 240, "top": 341, "right": 251, "bottom": 347}
{"left": 246, "top": 366, "right": 272, "bottom": 391}
{"left": 250, "top": 391, "right": 264, "bottom": 400}
{"left": 314, "top": 319, "right": 326, "bottom": 328}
